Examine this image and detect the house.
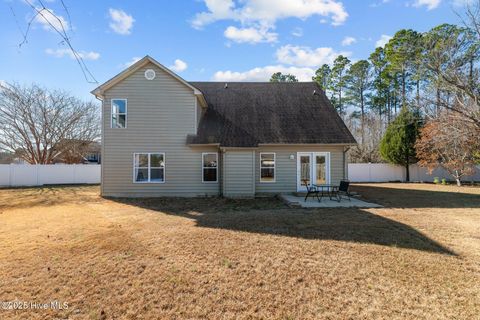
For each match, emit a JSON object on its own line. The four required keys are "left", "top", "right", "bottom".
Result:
{"left": 52, "top": 140, "right": 101, "bottom": 164}
{"left": 91, "top": 56, "right": 356, "bottom": 198}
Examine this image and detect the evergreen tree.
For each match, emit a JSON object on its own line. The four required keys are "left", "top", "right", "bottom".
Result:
{"left": 380, "top": 106, "right": 421, "bottom": 181}
{"left": 345, "top": 60, "right": 371, "bottom": 144}
{"left": 385, "top": 29, "right": 422, "bottom": 108}
{"left": 270, "top": 72, "right": 299, "bottom": 82}
{"left": 369, "top": 48, "right": 387, "bottom": 117}
{"left": 312, "top": 64, "right": 331, "bottom": 91}
{"left": 329, "top": 55, "right": 351, "bottom": 116}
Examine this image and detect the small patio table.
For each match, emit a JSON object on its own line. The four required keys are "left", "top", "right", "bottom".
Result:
{"left": 313, "top": 184, "right": 339, "bottom": 201}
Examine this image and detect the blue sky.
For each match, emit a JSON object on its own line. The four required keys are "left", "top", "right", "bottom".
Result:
{"left": 0, "top": 0, "right": 468, "bottom": 100}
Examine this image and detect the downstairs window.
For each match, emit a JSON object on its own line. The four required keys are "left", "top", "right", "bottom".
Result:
{"left": 134, "top": 153, "right": 165, "bottom": 183}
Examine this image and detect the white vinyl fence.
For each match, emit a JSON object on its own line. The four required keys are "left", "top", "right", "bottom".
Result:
{"left": 1, "top": 163, "right": 478, "bottom": 187}
{"left": 348, "top": 163, "right": 480, "bottom": 183}
{"left": 0, "top": 164, "right": 100, "bottom": 187}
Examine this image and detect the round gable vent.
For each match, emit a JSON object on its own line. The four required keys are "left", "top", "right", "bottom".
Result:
{"left": 144, "top": 69, "right": 156, "bottom": 80}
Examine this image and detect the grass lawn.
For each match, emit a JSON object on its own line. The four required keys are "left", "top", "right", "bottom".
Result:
{"left": 0, "top": 183, "right": 479, "bottom": 319}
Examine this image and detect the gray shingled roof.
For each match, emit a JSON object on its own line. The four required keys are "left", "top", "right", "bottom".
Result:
{"left": 187, "top": 82, "right": 356, "bottom": 147}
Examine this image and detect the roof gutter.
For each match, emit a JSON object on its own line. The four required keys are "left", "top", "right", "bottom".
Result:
{"left": 257, "top": 143, "right": 357, "bottom": 147}
{"left": 187, "top": 143, "right": 220, "bottom": 147}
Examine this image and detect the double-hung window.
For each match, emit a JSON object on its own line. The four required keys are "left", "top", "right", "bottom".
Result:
{"left": 260, "top": 153, "right": 275, "bottom": 182}
{"left": 111, "top": 99, "right": 127, "bottom": 128}
{"left": 134, "top": 153, "right": 165, "bottom": 183}
{"left": 202, "top": 153, "right": 218, "bottom": 182}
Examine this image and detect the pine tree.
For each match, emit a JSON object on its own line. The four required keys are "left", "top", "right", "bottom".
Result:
{"left": 270, "top": 72, "right": 299, "bottom": 82}
{"left": 312, "top": 64, "right": 331, "bottom": 91}
{"left": 369, "top": 47, "right": 389, "bottom": 122}
{"left": 380, "top": 106, "right": 421, "bottom": 181}
{"left": 385, "top": 29, "right": 422, "bottom": 108}
{"left": 345, "top": 60, "right": 371, "bottom": 144}
{"left": 329, "top": 55, "right": 351, "bottom": 116}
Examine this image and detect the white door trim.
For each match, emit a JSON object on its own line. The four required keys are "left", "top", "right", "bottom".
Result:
{"left": 296, "top": 152, "right": 331, "bottom": 192}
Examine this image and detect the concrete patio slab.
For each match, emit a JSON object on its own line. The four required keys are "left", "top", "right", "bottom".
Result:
{"left": 280, "top": 194, "right": 383, "bottom": 208}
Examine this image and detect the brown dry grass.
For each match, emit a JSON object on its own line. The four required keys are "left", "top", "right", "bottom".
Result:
{"left": 0, "top": 183, "right": 479, "bottom": 319}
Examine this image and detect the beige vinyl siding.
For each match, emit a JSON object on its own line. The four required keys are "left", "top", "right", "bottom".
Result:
{"left": 101, "top": 62, "right": 219, "bottom": 197}
{"left": 196, "top": 100, "right": 203, "bottom": 130}
{"left": 222, "top": 150, "right": 255, "bottom": 198}
{"left": 255, "top": 145, "right": 346, "bottom": 195}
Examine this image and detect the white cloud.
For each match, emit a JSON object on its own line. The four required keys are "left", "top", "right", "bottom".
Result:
{"left": 192, "top": 0, "right": 348, "bottom": 28}
{"left": 34, "top": 7, "right": 69, "bottom": 32}
{"left": 276, "top": 45, "right": 349, "bottom": 67}
{"left": 169, "top": 59, "right": 188, "bottom": 72}
{"left": 123, "top": 56, "right": 141, "bottom": 68}
{"left": 370, "top": 0, "right": 391, "bottom": 7}
{"left": 291, "top": 27, "right": 303, "bottom": 37}
{"left": 341, "top": 36, "right": 357, "bottom": 46}
{"left": 108, "top": 8, "right": 134, "bottom": 35}
{"left": 412, "top": 0, "right": 441, "bottom": 10}
{"left": 192, "top": 0, "right": 348, "bottom": 44}
{"left": 375, "top": 34, "right": 392, "bottom": 48}
{"left": 224, "top": 26, "right": 277, "bottom": 43}
{"left": 45, "top": 48, "right": 100, "bottom": 60}
{"left": 213, "top": 65, "right": 315, "bottom": 82}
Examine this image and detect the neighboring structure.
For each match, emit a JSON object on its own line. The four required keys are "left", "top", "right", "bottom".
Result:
{"left": 91, "top": 56, "right": 356, "bottom": 198}
{"left": 52, "top": 140, "right": 101, "bottom": 164}
{"left": 0, "top": 152, "right": 22, "bottom": 164}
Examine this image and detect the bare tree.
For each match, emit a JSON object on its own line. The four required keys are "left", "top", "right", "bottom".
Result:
{"left": 0, "top": 83, "right": 100, "bottom": 164}
{"left": 345, "top": 112, "right": 384, "bottom": 163}
{"left": 416, "top": 112, "right": 479, "bottom": 186}
{"left": 421, "top": 5, "right": 480, "bottom": 130}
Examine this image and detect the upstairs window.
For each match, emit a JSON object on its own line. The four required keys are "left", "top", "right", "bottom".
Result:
{"left": 260, "top": 153, "right": 275, "bottom": 182}
{"left": 202, "top": 153, "right": 218, "bottom": 182}
{"left": 111, "top": 99, "right": 127, "bottom": 128}
{"left": 134, "top": 153, "right": 165, "bottom": 183}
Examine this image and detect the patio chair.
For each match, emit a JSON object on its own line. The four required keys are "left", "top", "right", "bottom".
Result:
{"left": 332, "top": 180, "right": 352, "bottom": 202}
{"left": 302, "top": 179, "right": 320, "bottom": 202}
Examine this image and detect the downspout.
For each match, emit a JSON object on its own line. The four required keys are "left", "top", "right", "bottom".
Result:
{"left": 220, "top": 148, "right": 225, "bottom": 197}
{"left": 343, "top": 146, "right": 351, "bottom": 180}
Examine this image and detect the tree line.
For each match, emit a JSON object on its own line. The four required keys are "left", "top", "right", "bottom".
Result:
{"left": 271, "top": 2, "right": 480, "bottom": 185}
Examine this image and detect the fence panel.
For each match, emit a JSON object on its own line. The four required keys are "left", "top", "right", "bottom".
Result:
{"left": 0, "top": 164, "right": 100, "bottom": 187}
{"left": 1, "top": 163, "right": 478, "bottom": 187}
{"left": 349, "top": 163, "right": 480, "bottom": 183}
{"left": 0, "top": 165, "right": 11, "bottom": 186}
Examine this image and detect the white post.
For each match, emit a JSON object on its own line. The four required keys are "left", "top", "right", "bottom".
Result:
{"left": 9, "top": 163, "right": 13, "bottom": 187}
{"left": 36, "top": 164, "right": 40, "bottom": 186}
{"left": 368, "top": 162, "right": 372, "bottom": 182}
{"left": 73, "top": 164, "right": 77, "bottom": 184}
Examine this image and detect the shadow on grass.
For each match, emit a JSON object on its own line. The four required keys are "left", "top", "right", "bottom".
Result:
{"left": 109, "top": 196, "right": 456, "bottom": 256}
{"left": 351, "top": 184, "right": 480, "bottom": 209}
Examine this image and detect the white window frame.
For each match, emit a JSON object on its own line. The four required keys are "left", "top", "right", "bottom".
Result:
{"left": 202, "top": 152, "right": 218, "bottom": 183}
{"left": 111, "top": 99, "right": 127, "bottom": 129}
{"left": 132, "top": 152, "right": 165, "bottom": 184}
{"left": 260, "top": 152, "right": 276, "bottom": 183}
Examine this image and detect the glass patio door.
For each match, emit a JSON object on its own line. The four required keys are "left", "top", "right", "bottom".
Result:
{"left": 299, "top": 153, "right": 312, "bottom": 190}
{"left": 315, "top": 154, "right": 327, "bottom": 185}
{"left": 297, "top": 152, "right": 330, "bottom": 191}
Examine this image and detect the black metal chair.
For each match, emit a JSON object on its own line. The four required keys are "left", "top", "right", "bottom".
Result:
{"left": 302, "top": 179, "right": 320, "bottom": 202}
{"left": 332, "top": 180, "right": 351, "bottom": 202}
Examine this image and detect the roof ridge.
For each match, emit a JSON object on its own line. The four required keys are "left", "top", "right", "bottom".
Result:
{"left": 189, "top": 81, "right": 317, "bottom": 84}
